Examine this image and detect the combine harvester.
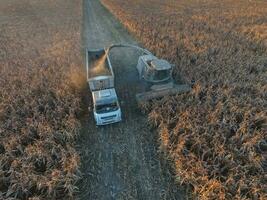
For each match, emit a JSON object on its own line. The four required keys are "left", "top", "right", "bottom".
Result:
{"left": 86, "top": 44, "right": 191, "bottom": 125}
{"left": 105, "top": 44, "right": 191, "bottom": 103}
{"left": 135, "top": 53, "right": 191, "bottom": 104}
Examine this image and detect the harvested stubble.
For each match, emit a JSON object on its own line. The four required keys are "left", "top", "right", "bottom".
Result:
{"left": 0, "top": 0, "right": 84, "bottom": 199}
{"left": 102, "top": 0, "right": 267, "bottom": 199}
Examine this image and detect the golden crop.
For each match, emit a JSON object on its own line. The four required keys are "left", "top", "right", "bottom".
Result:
{"left": 102, "top": 0, "right": 267, "bottom": 199}
{"left": 0, "top": 0, "right": 84, "bottom": 199}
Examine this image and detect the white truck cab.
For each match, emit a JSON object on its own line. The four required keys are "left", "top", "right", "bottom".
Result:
{"left": 92, "top": 88, "right": 121, "bottom": 125}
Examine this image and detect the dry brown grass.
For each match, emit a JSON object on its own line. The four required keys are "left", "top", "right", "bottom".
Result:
{"left": 0, "top": 0, "right": 84, "bottom": 199}
{"left": 102, "top": 0, "right": 267, "bottom": 199}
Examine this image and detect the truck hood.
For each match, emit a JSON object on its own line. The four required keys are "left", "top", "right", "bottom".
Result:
{"left": 92, "top": 88, "right": 118, "bottom": 105}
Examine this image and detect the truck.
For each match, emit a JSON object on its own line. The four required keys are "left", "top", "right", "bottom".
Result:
{"left": 86, "top": 48, "right": 122, "bottom": 125}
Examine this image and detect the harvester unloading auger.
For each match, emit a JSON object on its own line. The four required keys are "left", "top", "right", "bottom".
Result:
{"left": 87, "top": 44, "right": 191, "bottom": 108}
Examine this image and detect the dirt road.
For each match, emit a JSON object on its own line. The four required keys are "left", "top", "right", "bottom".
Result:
{"left": 78, "top": 0, "right": 185, "bottom": 199}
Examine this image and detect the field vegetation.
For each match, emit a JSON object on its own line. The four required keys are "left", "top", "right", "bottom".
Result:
{"left": 102, "top": 0, "right": 267, "bottom": 199}
{"left": 0, "top": 0, "right": 84, "bottom": 199}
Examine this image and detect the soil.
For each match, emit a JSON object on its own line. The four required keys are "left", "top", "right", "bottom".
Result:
{"left": 77, "top": 0, "right": 185, "bottom": 200}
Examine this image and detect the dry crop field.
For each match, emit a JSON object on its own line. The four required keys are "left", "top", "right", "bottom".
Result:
{"left": 0, "top": 0, "right": 84, "bottom": 199}
{"left": 102, "top": 0, "right": 267, "bottom": 199}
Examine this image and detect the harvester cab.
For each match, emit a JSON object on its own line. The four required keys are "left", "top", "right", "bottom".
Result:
{"left": 135, "top": 54, "right": 191, "bottom": 103}
{"left": 137, "top": 55, "right": 173, "bottom": 83}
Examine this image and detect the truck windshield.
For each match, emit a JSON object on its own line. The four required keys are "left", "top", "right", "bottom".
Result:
{"left": 95, "top": 102, "right": 119, "bottom": 114}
